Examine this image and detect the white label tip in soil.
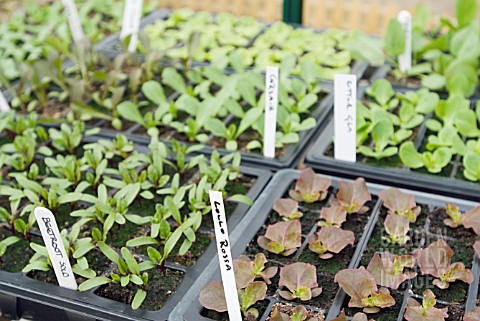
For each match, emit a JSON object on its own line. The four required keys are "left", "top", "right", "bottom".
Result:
{"left": 263, "top": 66, "right": 279, "bottom": 159}
{"left": 34, "top": 207, "right": 77, "bottom": 290}
{"left": 0, "top": 91, "right": 10, "bottom": 112}
{"left": 208, "top": 191, "right": 242, "bottom": 321}
{"left": 397, "top": 10, "right": 412, "bottom": 73}
{"left": 334, "top": 74, "right": 357, "bottom": 163}
{"left": 121, "top": 0, "right": 143, "bottom": 53}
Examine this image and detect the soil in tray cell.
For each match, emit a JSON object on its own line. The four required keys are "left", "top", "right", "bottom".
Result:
{"left": 200, "top": 299, "right": 269, "bottom": 321}
{"left": 267, "top": 302, "right": 326, "bottom": 321}
{"left": 0, "top": 230, "right": 34, "bottom": 273}
{"left": 343, "top": 289, "right": 403, "bottom": 321}
{"left": 386, "top": 73, "right": 422, "bottom": 89}
{"left": 436, "top": 303, "right": 465, "bottom": 321}
{"left": 94, "top": 220, "right": 148, "bottom": 248}
{"left": 324, "top": 143, "right": 405, "bottom": 169}
{"left": 95, "top": 267, "right": 184, "bottom": 311}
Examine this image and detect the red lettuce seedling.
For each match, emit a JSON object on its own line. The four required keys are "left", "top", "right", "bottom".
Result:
{"left": 289, "top": 168, "right": 331, "bottom": 203}
{"left": 278, "top": 262, "right": 322, "bottom": 301}
{"left": 334, "top": 267, "right": 396, "bottom": 313}
{"left": 404, "top": 289, "right": 448, "bottom": 321}
{"left": 318, "top": 205, "right": 347, "bottom": 227}
{"left": 444, "top": 203, "right": 480, "bottom": 235}
{"left": 308, "top": 226, "right": 355, "bottom": 259}
{"left": 474, "top": 240, "right": 480, "bottom": 258}
{"left": 367, "top": 252, "right": 416, "bottom": 290}
{"left": 464, "top": 307, "right": 480, "bottom": 321}
{"left": 233, "top": 253, "right": 278, "bottom": 288}
{"left": 332, "top": 310, "right": 375, "bottom": 321}
{"left": 270, "top": 305, "right": 323, "bottom": 321}
{"left": 414, "top": 239, "right": 474, "bottom": 289}
{"left": 199, "top": 280, "right": 267, "bottom": 318}
{"left": 273, "top": 198, "right": 303, "bottom": 221}
{"left": 335, "top": 178, "right": 371, "bottom": 214}
{"left": 257, "top": 220, "right": 302, "bottom": 256}
{"left": 383, "top": 213, "right": 410, "bottom": 244}
{"left": 378, "top": 188, "right": 421, "bottom": 222}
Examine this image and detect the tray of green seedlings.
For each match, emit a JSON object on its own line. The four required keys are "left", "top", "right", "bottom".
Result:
{"left": 0, "top": 114, "right": 271, "bottom": 321}
{"left": 372, "top": 0, "right": 480, "bottom": 99}
{"left": 84, "top": 62, "right": 333, "bottom": 170}
{"left": 306, "top": 79, "right": 480, "bottom": 201}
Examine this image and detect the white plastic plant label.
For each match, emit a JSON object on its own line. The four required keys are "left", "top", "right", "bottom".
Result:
{"left": 263, "top": 66, "right": 279, "bottom": 158}
{"left": 208, "top": 191, "right": 242, "bottom": 321}
{"left": 397, "top": 10, "right": 412, "bottom": 72}
{"left": 120, "top": 0, "right": 143, "bottom": 52}
{"left": 34, "top": 207, "right": 78, "bottom": 290}
{"left": 62, "top": 0, "right": 86, "bottom": 45}
{"left": 0, "top": 91, "right": 10, "bottom": 112}
{"left": 334, "top": 74, "right": 356, "bottom": 163}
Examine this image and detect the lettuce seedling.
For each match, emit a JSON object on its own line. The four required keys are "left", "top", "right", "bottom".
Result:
{"left": 308, "top": 226, "right": 354, "bottom": 259}
{"left": 463, "top": 153, "right": 480, "bottom": 181}
{"left": 199, "top": 280, "right": 267, "bottom": 319}
{"left": 444, "top": 203, "right": 480, "bottom": 235}
{"left": 234, "top": 254, "right": 278, "bottom": 288}
{"left": 378, "top": 188, "right": 421, "bottom": 222}
{"left": 273, "top": 198, "right": 303, "bottom": 221}
{"left": 474, "top": 240, "right": 480, "bottom": 258}
{"left": 318, "top": 205, "right": 347, "bottom": 227}
{"left": 257, "top": 220, "right": 302, "bottom": 256}
{"left": 383, "top": 213, "right": 410, "bottom": 244}
{"left": 279, "top": 262, "right": 322, "bottom": 301}
{"left": 399, "top": 142, "right": 452, "bottom": 174}
{"left": 332, "top": 310, "right": 374, "bottom": 321}
{"left": 367, "top": 252, "right": 416, "bottom": 290}
{"left": 464, "top": 307, "right": 480, "bottom": 321}
{"left": 270, "top": 304, "right": 322, "bottom": 321}
{"left": 289, "top": 168, "right": 331, "bottom": 203}
{"left": 414, "top": 239, "right": 474, "bottom": 289}
{"left": 357, "top": 118, "right": 399, "bottom": 160}
{"left": 335, "top": 178, "right": 371, "bottom": 214}
{"left": 334, "top": 267, "right": 396, "bottom": 313}
{"left": 404, "top": 289, "right": 448, "bottom": 321}
{"left": 365, "top": 80, "right": 398, "bottom": 110}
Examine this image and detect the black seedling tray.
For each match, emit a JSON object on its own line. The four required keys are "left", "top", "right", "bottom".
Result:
{"left": 305, "top": 84, "right": 480, "bottom": 202}
{"left": 0, "top": 138, "right": 272, "bottom": 321}
{"left": 183, "top": 169, "right": 480, "bottom": 321}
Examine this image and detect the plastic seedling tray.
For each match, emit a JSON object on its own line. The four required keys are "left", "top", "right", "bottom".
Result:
{"left": 183, "top": 169, "right": 480, "bottom": 321}
{"left": 0, "top": 136, "right": 271, "bottom": 321}
{"left": 305, "top": 85, "right": 480, "bottom": 202}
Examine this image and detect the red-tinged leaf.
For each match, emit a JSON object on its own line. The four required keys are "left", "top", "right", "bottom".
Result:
{"left": 362, "top": 289, "right": 395, "bottom": 310}
{"left": 289, "top": 168, "right": 331, "bottom": 203}
{"left": 383, "top": 213, "right": 410, "bottom": 244}
{"left": 233, "top": 258, "right": 255, "bottom": 289}
{"left": 414, "top": 239, "right": 453, "bottom": 278}
{"left": 378, "top": 188, "right": 420, "bottom": 222}
{"left": 461, "top": 206, "right": 480, "bottom": 235}
{"left": 233, "top": 253, "right": 277, "bottom": 288}
{"left": 404, "top": 289, "right": 448, "bottom": 321}
{"left": 336, "top": 178, "right": 371, "bottom": 214}
{"left": 279, "top": 262, "right": 321, "bottom": 301}
{"left": 319, "top": 205, "right": 347, "bottom": 227}
{"left": 474, "top": 240, "right": 480, "bottom": 258}
{"left": 334, "top": 267, "right": 378, "bottom": 308}
{"left": 308, "top": 226, "right": 354, "bottom": 258}
{"left": 199, "top": 281, "right": 227, "bottom": 312}
{"left": 464, "top": 307, "right": 480, "bottom": 321}
{"left": 257, "top": 220, "right": 301, "bottom": 256}
{"left": 367, "top": 252, "right": 416, "bottom": 290}
{"left": 273, "top": 198, "right": 303, "bottom": 220}
{"left": 444, "top": 202, "right": 462, "bottom": 228}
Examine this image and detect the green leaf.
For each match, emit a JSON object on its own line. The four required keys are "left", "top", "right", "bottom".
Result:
{"left": 205, "top": 119, "right": 228, "bottom": 137}
{"left": 421, "top": 74, "right": 445, "bottom": 90}
{"left": 117, "top": 102, "right": 145, "bottom": 126}
{"left": 162, "top": 68, "right": 187, "bottom": 94}
{"left": 385, "top": 19, "right": 406, "bottom": 57}
{"left": 455, "top": 109, "right": 480, "bottom": 137}
{"left": 78, "top": 276, "right": 111, "bottom": 291}
{"left": 132, "top": 289, "right": 147, "bottom": 310}
{"left": 142, "top": 81, "right": 166, "bottom": 105}
{"left": 126, "top": 237, "right": 158, "bottom": 247}
{"left": 399, "top": 142, "right": 424, "bottom": 169}
{"left": 98, "top": 241, "right": 120, "bottom": 264}
{"left": 237, "top": 107, "right": 262, "bottom": 137}
{"left": 121, "top": 247, "right": 140, "bottom": 275}
{"left": 227, "top": 194, "right": 253, "bottom": 206}
{"left": 456, "top": 0, "right": 477, "bottom": 27}
{"left": 58, "top": 192, "right": 82, "bottom": 204}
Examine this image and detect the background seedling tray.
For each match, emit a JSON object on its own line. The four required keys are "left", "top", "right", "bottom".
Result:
{"left": 305, "top": 85, "right": 480, "bottom": 201}
{"left": 183, "top": 169, "right": 480, "bottom": 321}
